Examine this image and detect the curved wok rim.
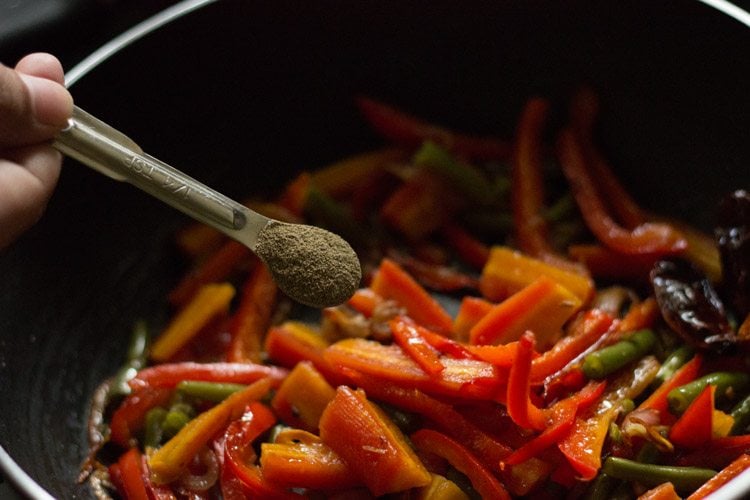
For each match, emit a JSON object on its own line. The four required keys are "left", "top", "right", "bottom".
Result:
{"left": 2, "top": 0, "right": 750, "bottom": 497}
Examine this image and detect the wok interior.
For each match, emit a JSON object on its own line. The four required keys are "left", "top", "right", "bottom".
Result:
{"left": 0, "top": 0, "right": 748, "bottom": 497}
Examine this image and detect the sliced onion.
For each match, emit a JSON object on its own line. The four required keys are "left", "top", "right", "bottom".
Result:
{"left": 177, "top": 446, "right": 219, "bottom": 493}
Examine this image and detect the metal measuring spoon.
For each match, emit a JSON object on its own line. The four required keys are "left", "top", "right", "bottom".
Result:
{"left": 53, "top": 106, "right": 361, "bottom": 308}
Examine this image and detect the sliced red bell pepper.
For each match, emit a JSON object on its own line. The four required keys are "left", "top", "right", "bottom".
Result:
{"left": 557, "top": 128, "right": 687, "bottom": 255}
{"left": 222, "top": 402, "right": 300, "bottom": 499}
{"left": 277, "top": 172, "right": 311, "bottom": 217}
{"left": 569, "top": 243, "right": 660, "bottom": 282}
{"left": 411, "top": 428, "right": 510, "bottom": 500}
{"left": 506, "top": 331, "right": 547, "bottom": 431}
{"left": 319, "top": 386, "right": 432, "bottom": 496}
{"left": 502, "top": 399, "right": 577, "bottom": 467}
{"left": 168, "top": 241, "right": 251, "bottom": 307}
{"left": 112, "top": 448, "right": 150, "bottom": 500}
{"left": 637, "top": 354, "right": 702, "bottom": 425}
{"left": 467, "top": 342, "right": 520, "bottom": 368}
{"left": 676, "top": 435, "right": 750, "bottom": 470}
{"left": 128, "top": 362, "right": 287, "bottom": 392}
{"left": 388, "top": 251, "right": 479, "bottom": 292}
{"left": 686, "top": 453, "right": 750, "bottom": 500}
{"left": 415, "top": 323, "right": 479, "bottom": 360}
{"left": 390, "top": 316, "right": 444, "bottom": 376}
{"left": 226, "top": 263, "right": 277, "bottom": 363}
{"left": 370, "top": 258, "right": 453, "bottom": 333}
{"left": 669, "top": 384, "right": 715, "bottom": 449}
{"left": 342, "top": 367, "right": 513, "bottom": 469}
{"left": 110, "top": 387, "right": 173, "bottom": 448}
{"left": 325, "top": 337, "right": 502, "bottom": 400}
{"left": 530, "top": 309, "right": 615, "bottom": 383}
{"left": 355, "top": 96, "right": 511, "bottom": 161}
{"left": 440, "top": 223, "right": 490, "bottom": 270}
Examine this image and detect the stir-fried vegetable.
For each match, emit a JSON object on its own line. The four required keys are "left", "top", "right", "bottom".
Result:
{"left": 84, "top": 93, "right": 750, "bottom": 499}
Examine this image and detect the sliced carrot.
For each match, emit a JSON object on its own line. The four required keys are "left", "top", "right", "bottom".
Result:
{"left": 453, "top": 296, "right": 494, "bottom": 342}
{"left": 271, "top": 361, "right": 336, "bottom": 432}
{"left": 370, "top": 258, "right": 453, "bottom": 333}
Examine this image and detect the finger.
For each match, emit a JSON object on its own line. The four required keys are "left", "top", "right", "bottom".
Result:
{"left": 0, "top": 58, "right": 73, "bottom": 148}
{"left": 14, "top": 53, "right": 66, "bottom": 85}
{"left": 0, "top": 144, "right": 62, "bottom": 249}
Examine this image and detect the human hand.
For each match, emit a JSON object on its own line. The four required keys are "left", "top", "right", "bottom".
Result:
{"left": 0, "top": 53, "right": 73, "bottom": 249}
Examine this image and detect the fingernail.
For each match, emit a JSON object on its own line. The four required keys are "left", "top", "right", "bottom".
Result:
{"left": 19, "top": 73, "right": 73, "bottom": 128}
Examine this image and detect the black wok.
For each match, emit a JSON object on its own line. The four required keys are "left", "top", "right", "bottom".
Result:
{"left": 1, "top": 0, "right": 749, "bottom": 497}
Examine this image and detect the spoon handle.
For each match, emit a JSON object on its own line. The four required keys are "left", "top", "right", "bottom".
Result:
{"left": 53, "top": 106, "right": 266, "bottom": 247}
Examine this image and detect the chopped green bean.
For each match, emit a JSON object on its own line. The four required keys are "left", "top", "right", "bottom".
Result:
{"left": 110, "top": 321, "right": 150, "bottom": 397}
{"left": 304, "top": 187, "right": 372, "bottom": 247}
{"left": 653, "top": 345, "right": 694, "bottom": 388}
{"left": 582, "top": 329, "right": 657, "bottom": 379}
{"left": 413, "top": 141, "right": 496, "bottom": 205}
{"left": 730, "top": 393, "right": 750, "bottom": 435}
{"left": 584, "top": 472, "right": 618, "bottom": 500}
{"left": 161, "top": 403, "right": 194, "bottom": 439}
{"left": 601, "top": 457, "right": 715, "bottom": 495}
{"left": 143, "top": 407, "right": 167, "bottom": 448}
{"left": 668, "top": 371, "right": 750, "bottom": 415}
{"left": 177, "top": 380, "right": 247, "bottom": 402}
{"left": 544, "top": 193, "right": 577, "bottom": 222}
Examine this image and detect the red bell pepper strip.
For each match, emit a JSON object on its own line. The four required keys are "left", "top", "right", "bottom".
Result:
{"left": 355, "top": 96, "right": 512, "bottom": 161}
{"left": 467, "top": 342, "right": 520, "bottom": 368}
{"left": 530, "top": 309, "right": 615, "bottom": 383}
{"left": 440, "top": 223, "right": 490, "bottom": 270}
{"left": 390, "top": 316, "right": 444, "bottom": 376}
{"left": 168, "top": 241, "right": 252, "bottom": 307}
{"left": 226, "top": 263, "right": 278, "bottom": 363}
{"left": 342, "top": 367, "right": 513, "bottom": 469}
{"left": 222, "top": 402, "right": 300, "bottom": 499}
{"left": 557, "top": 127, "right": 687, "bottom": 255}
{"left": 669, "top": 384, "right": 715, "bottom": 449}
{"left": 370, "top": 258, "right": 453, "bottom": 333}
{"left": 568, "top": 88, "right": 646, "bottom": 230}
{"left": 325, "top": 337, "right": 502, "bottom": 400}
{"left": 637, "top": 354, "right": 703, "bottom": 425}
{"left": 277, "top": 172, "right": 311, "bottom": 217}
{"left": 411, "top": 429, "right": 511, "bottom": 500}
{"left": 128, "top": 362, "right": 287, "bottom": 392}
{"left": 569, "top": 243, "right": 660, "bottom": 282}
{"left": 506, "top": 331, "right": 547, "bottom": 431}
{"left": 512, "top": 97, "right": 584, "bottom": 275}
{"left": 686, "top": 453, "right": 750, "bottom": 500}
{"left": 388, "top": 251, "right": 479, "bottom": 292}
{"left": 110, "top": 387, "right": 173, "bottom": 448}
{"left": 111, "top": 448, "right": 150, "bottom": 500}
{"left": 676, "top": 435, "right": 750, "bottom": 470}
{"left": 502, "top": 399, "right": 577, "bottom": 467}
{"left": 416, "top": 323, "right": 479, "bottom": 360}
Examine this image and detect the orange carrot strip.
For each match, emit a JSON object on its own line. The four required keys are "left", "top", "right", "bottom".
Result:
{"left": 227, "top": 264, "right": 277, "bottom": 363}
{"left": 470, "top": 275, "right": 582, "bottom": 347}
{"left": 149, "top": 377, "right": 272, "bottom": 484}
{"left": 370, "top": 258, "right": 453, "bottom": 333}
{"left": 453, "top": 296, "right": 494, "bottom": 342}
{"left": 319, "top": 386, "right": 431, "bottom": 496}
{"left": 638, "top": 482, "right": 681, "bottom": 500}
{"left": 686, "top": 453, "right": 750, "bottom": 500}
{"left": 479, "top": 246, "right": 594, "bottom": 303}
{"left": 440, "top": 223, "right": 490, "bottom": 270}
{"left": 151, "top": 283, "right": 235, "bottom": 362}
{"left": 346, "top": 288, "right": 384, "bottom": 318}
{"left": 271, "top": 361, "right": 336, "bottom": 432}
{"left": 466, "top": 343, "right": 520, "bottom": 367}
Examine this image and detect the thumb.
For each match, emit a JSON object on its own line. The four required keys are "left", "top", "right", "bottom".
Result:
{"left": 0, "top": 61, "right": 73, "bottom": 149}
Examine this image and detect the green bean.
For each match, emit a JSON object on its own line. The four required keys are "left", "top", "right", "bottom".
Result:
{"left": 667, "top": 371, "right": 750, "bottom": 415}
{"left": 304, "top": 187, "right": 372, "bottom": 247}
{"left": 582, "top": 330, "right": 657, "bottom": 380}
{"left": 413, "top": 141, "right": 496, "bottom": 205}
{"left": 653, "top": 345, "right": 694, "bottom": 388}
{"left": 143, "top": 407, "right": 167, "bottom": 448}
{"left": 110, "top": 321, "right": 150, "bottom": 397}
{"left": 584, "top": 472, "right": 618, "bottom": 500}
{"left": 177, "top": 380, "right": 247, "bottom": 402}
{"left": 161, "top": 403, "right": 194, "bottom": 439}
{"left": 730, "top": 393, "right": 750, "bottom": 435}
{"left": 601, "top": 457, "right": 715, "bottom": 495}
